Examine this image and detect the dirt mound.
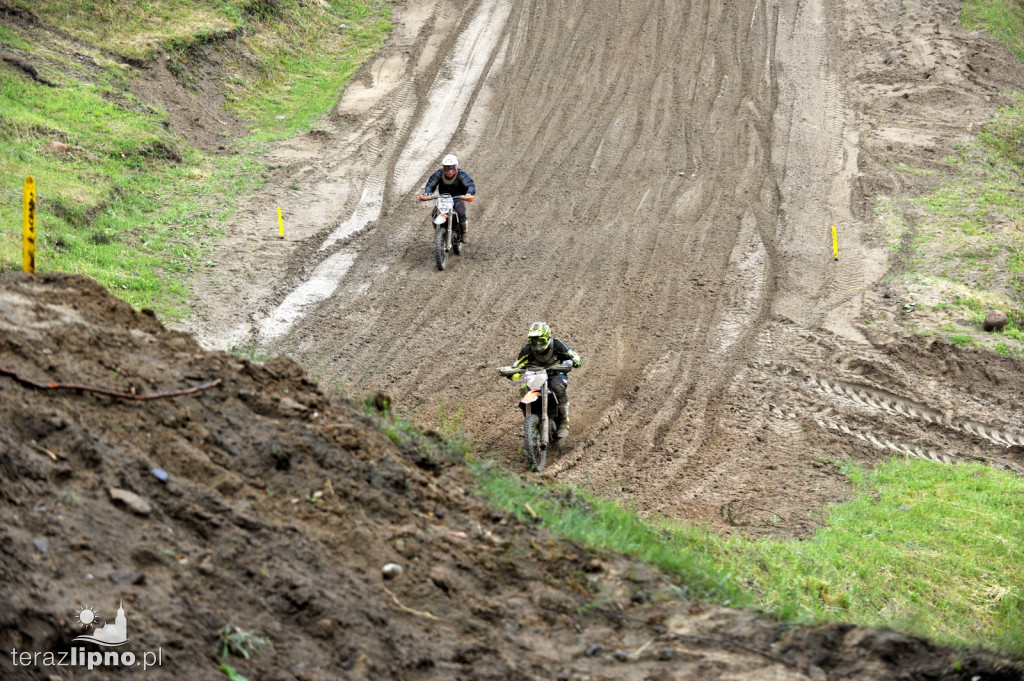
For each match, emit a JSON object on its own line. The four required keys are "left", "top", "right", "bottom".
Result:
{"left": 1, "top": 273, "right": 1021, "bottom": 680}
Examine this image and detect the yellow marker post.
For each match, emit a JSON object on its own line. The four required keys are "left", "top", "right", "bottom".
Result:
{"left": 277, "top": 206, "right": 284, "bottom": 239}
{"left": 831, "top": 224, "right": 838, "bottom": 261}
{"left": 23, "top": 176, "right": 36, "bottom": 273}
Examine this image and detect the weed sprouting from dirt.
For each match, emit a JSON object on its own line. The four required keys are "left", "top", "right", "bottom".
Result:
{"left": 211, "top": 624, "right": 270, "bottom": 661}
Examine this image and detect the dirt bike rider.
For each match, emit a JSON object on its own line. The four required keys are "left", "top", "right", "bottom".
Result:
{"left": 418, "top": 153, "right": 476, "bottom": 243}
{"left": 507, "top": 322, "right": 582, "bottom": 439}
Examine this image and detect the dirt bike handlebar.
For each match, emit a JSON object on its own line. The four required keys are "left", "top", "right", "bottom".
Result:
{"left": 497, "top": 363, "right": 573, "bottom": 376}
{"left": 418, "top": 194, "right": 474, "bottom": 202}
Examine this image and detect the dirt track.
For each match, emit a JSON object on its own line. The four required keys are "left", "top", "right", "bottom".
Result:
{"left": 183, "top": 0, "right": 1024, "bottom": 536}
{"left": 6, "top": 273, "right": 1022, "bottom": 680}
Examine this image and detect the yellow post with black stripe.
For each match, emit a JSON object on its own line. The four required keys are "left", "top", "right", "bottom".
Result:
{"left": 831, "top": 224, "right": 838, "bottom": 261}
{"left": 23, "top": 176, "right": 36, "bottom": 273}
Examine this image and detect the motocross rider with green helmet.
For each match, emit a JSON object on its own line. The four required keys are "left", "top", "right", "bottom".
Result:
{"left": 507, "top": 322, "right": 582, "bottom": 439}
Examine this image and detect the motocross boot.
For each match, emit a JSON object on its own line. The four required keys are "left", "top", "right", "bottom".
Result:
{"left": 460, "top": 217, "right": 468, "bottom": 245}
{"left": 556, "top": 403, "right": 570, "bottom": 439}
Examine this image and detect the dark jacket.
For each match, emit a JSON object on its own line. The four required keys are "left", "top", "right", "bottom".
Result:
{"left": 513, "top": 339, "right": 582, "bottom": 371}
{"left": 424, "top": 168, "right": 476, "bottom": 197}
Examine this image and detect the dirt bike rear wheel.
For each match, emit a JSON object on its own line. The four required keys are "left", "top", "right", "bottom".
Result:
{"left": 434, "top": 225, "right": 449, "bottom": 271}
{"left": 523, "top": 414, "right": 546, "bottom": 472}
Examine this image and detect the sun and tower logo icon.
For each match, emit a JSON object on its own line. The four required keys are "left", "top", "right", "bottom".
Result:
{"left": 73, "top": 600, "right": 133, "bottom": 646}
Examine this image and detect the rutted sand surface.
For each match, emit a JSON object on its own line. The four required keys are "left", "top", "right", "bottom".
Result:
{"left": 183, "top": 0, "right": 1024, "bottom": 536}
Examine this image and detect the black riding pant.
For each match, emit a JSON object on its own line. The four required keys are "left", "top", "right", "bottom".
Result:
{"left": 549, "top": 373, "right": 568, "bottom": 406}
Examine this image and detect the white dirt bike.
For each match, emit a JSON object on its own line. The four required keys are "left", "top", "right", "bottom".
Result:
{"left": 497, "top": 361, "right": 573, "bottom": 472}
{"left": 418, "top": 193, "right": 473, "bottom": 271}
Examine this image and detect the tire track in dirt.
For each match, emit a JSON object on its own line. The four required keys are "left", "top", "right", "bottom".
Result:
{"left": 270, "top": 0, "right": 889, "bottom": 526}
{"left": 183, "top": 0, "right": 1024, "bottom": 534}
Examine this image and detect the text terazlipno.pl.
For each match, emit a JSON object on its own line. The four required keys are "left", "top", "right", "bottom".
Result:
{"left": 10, "top": 647, "right": 162, "bottom": 670}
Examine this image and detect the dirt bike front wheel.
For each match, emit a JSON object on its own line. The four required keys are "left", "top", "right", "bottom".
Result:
{"left": 434, "top": 225, "right": 449, "bottom": 271}
{"left": 523, "top": 413, "right": 546, "bottom": 472}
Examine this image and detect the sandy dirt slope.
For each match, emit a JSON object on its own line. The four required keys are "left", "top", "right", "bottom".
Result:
{"left": 182, "top": 0, "right": 1024, "bottom": 537}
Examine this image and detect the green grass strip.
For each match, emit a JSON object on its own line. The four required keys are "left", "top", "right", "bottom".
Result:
{"left": 473, "top": 457, "right": 1024, "bottom": 656}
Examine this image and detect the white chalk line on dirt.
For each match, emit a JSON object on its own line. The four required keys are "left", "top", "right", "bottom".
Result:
{"left": 258, "top": 0, "right": 511, "bottom": 342}
{"left": 392, "top": 1, "right": 512, "bottom": 194}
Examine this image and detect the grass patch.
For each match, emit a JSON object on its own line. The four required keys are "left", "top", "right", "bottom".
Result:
{"left": 873, "top": 1, "right": 1024, "bottom": 353}
{"left": 1, "top": 0, "right": 391, "bottom": 316}
{"left": 473, "top": 460, "right": 750, "bottom": 607}
{"left": 227, "top": 4, "right": 392, "bottom": 141}
{"left": 883, "top": 103, "right": 1024, "bottom": 352}
{"left": 474, "top": 457, "right": 1024, "bottom": 656}
{"left": 716, "top": 459, "right": 1024, "bottom": 655}
{"left": 0, "top": 68, "right": 264, "bottom": 317}
{"left": 964, "top": 0, "right": 1024, "bottom": 65}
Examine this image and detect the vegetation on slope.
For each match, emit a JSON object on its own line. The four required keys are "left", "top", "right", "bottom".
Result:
{"left": 476, "top": 456, "right": 1024, "bottom": 656}
{"left": 874, "top": 0, "right": 1024, "bottom": 358}
{"left": 0, "top": 0, "right": 392, "bottom": 317}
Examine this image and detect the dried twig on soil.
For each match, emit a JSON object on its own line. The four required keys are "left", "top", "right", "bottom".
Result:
{"left": 0, "top": 366, "right": 222, "bottom": 400}
{"left": 720, "top": 499, "right": 790, "bottom": 529}
{"left": 627, "top": 638, "right": 655, "bottom": 660}
{"left": 383, "top": 587, "right": 441, "bottom": 621}
{"left": 31, "top": 443, "right": 59, "bottom": 460}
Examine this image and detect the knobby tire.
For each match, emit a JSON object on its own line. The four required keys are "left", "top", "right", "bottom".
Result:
{"left": 434, "top": 225, "right": 449, "bottom": 271}
{"left": 524, "top": 413, "right": 545, "bottom": 472}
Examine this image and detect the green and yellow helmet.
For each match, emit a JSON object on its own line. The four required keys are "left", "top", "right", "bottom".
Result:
{"left": 527, "top": 321, "right": 552, "bottom": 351}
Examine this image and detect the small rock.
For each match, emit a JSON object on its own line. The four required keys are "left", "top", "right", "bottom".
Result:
{"left": 983, "top": 309, "right": 1008, "bottom": 332}
{"left": 557, "top": 669, "right": 571, "bottom": 680}
{"left": 151, "top": 468, "right": 169, "bottom": 482}
{"left": 197, "top": 558, "right": 215, "bottom": 575}
{"left": 382, "top": 563, "right": 403, "bottom": 580}
{"left": 109, "top": 571, "right": 146, "bottom": 585}
{"left": 584, "top": 645, "right": 602, "bottom": 657}
{"left": 313, "top": 618, "right": 333, "bottom": 638}
{"left": 614, "top": 650, "right": 629, "bottom": 662}
{"left": 279, "top": 396, "right": 308, "bottom": 414}
{"left": 108, "top": 488, "right": 152, "bottom": 516}
{"left": 657, "top": 647, "right": 674, "bottom": 661}
{"left": 33, "top": 537, "right": 50, "bottom": 554}
{"left": 69, "top": 538, "right": 90, "bottom": 551}
{"left": 429, "top": 565, "right": 457, "bottom": 593}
